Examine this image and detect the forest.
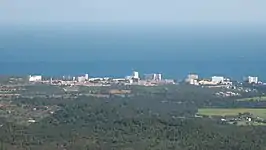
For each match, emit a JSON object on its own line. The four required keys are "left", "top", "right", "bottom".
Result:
{"left": 1, "top": 84, "right": 266, "bottom": 150}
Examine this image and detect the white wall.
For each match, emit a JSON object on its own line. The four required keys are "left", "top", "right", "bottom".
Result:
{"left": 29, "top": 75, "right": 42, "bottom": 82}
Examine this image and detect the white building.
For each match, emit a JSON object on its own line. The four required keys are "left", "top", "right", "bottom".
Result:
{"left": 199, "top": 80, "right": 217, "bottom": 85}
{"left": 89, "top": 78, "right": 104, "bottom": 81}
{"left": 29, "top": 75, "right": 42, "bottom": 82}
{"left": 132, "top": 71, "right": 139, "bottom": 79}
{"left": 113, "top": 78, "right": 127, "bottom": 82}
{"left": 144, "top": 73, "right": 162, "bottom": 81}
{"left": 77, "top": 74, "right": 89, "bottom": 82}
{"left": 248, "top": 76, "right": 258, "bottom": 84}
{"left": 77, "top": 76, "right": 86, "bottom": 82}
{"left": 85, "top": 74, "right": 89, "bottom": 80}
{"left": 155, "top": 74, "right": 162, "bottom": 81}
{"left": 28, "top": 119, "right": 36, "bottom": 123}
{"left": 160, "top": 79, "right": 175, "bottom": 84}
{"left": 128, "top": 79, "right": 133, "bottom": 84}
{"left": 189, "top": 79, "right": 199, "bottom": 85}
{"left": 211, "top": 76, "right": 225, "bottom": 84}
{"left": 186, "top": 74, "right": 199, "bottom": 84}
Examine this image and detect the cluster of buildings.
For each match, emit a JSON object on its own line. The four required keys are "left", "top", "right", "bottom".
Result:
{"left": 27, "top": 72, "right": 261, "bottom": 87}
{"left": 215, "top": 91, "right": 241, "bottom": 97}
{"left": 185, "top": 74, "right": 231, "bottom": 86}
{"left": 28, "top": 71, "right": 175, "bottom": 86}
{"left": 144, "top": 73, "right": 162, "bottom": 81}
{"left": 185, "top": 74, "right": 260, "bottom": 86}
{"left": 218, "top": 112, "right": 266, "bottom": 126}
{"left": 0, "top": 85, "right": 21, "bottom": 99}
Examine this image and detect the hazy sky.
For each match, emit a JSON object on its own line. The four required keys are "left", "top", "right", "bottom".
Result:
{"left": 1, "top": 0, "right": 266, "bottom": 25}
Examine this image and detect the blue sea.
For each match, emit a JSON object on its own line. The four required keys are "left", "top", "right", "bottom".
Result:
{"left": 0, "top": 25, "right": 265, "bottom": 80}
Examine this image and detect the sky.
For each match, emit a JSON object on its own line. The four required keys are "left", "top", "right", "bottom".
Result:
{"left": 1, "top": 0, "right": 266, "bottom": 26}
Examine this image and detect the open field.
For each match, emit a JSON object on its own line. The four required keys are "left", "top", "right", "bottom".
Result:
{"left": 237, "top": 96, "right": 266, "bottom": 102}
{"left": 198, "top": 108, "right": 266, "bottom": 119}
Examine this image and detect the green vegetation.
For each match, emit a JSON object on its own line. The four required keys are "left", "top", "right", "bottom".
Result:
{"left": 21, "top": 84, "right": 64, "bottom": 94}
{"left": 198, "top": 108, "right": 266, "bottom": 119}
{"left": 1, "top": 82, "right": 266, "bottom": 150}
{"left": 237, "top": 96, "right": 266, "bottom": 102}
{"left": 1, "top": 97, "right": 266, "bottom": 150}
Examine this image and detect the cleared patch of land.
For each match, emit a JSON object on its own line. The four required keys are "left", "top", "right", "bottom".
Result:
{"left": 237, "top": 96, "right": 266, "bottom": 102}
{"left": 198, "top": 108, "right": 266, "bottom": 119}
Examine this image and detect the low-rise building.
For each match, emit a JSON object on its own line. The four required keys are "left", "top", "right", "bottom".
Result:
{"left": 188, "top": 79, "right": 199, "bottom": 85}
{"left": 77, "top": 74, "right": 89, "bottom": 82}
{"left": 198, "top": 80, "right": 217, "bottom": 85}
{"left": 29, "top": 75, "right": 42, "bottom": 82}
{"left": 77, "top": 76, "right": 86, "bottom": 82}
{"left": 89, "top": 78, "right": 104, "bottom": 81}
{"left": 185, "top": 74, "right": 199, "bottom": 85}
{"left": 211, "top": 76, "right": 225, "bottom": 84}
